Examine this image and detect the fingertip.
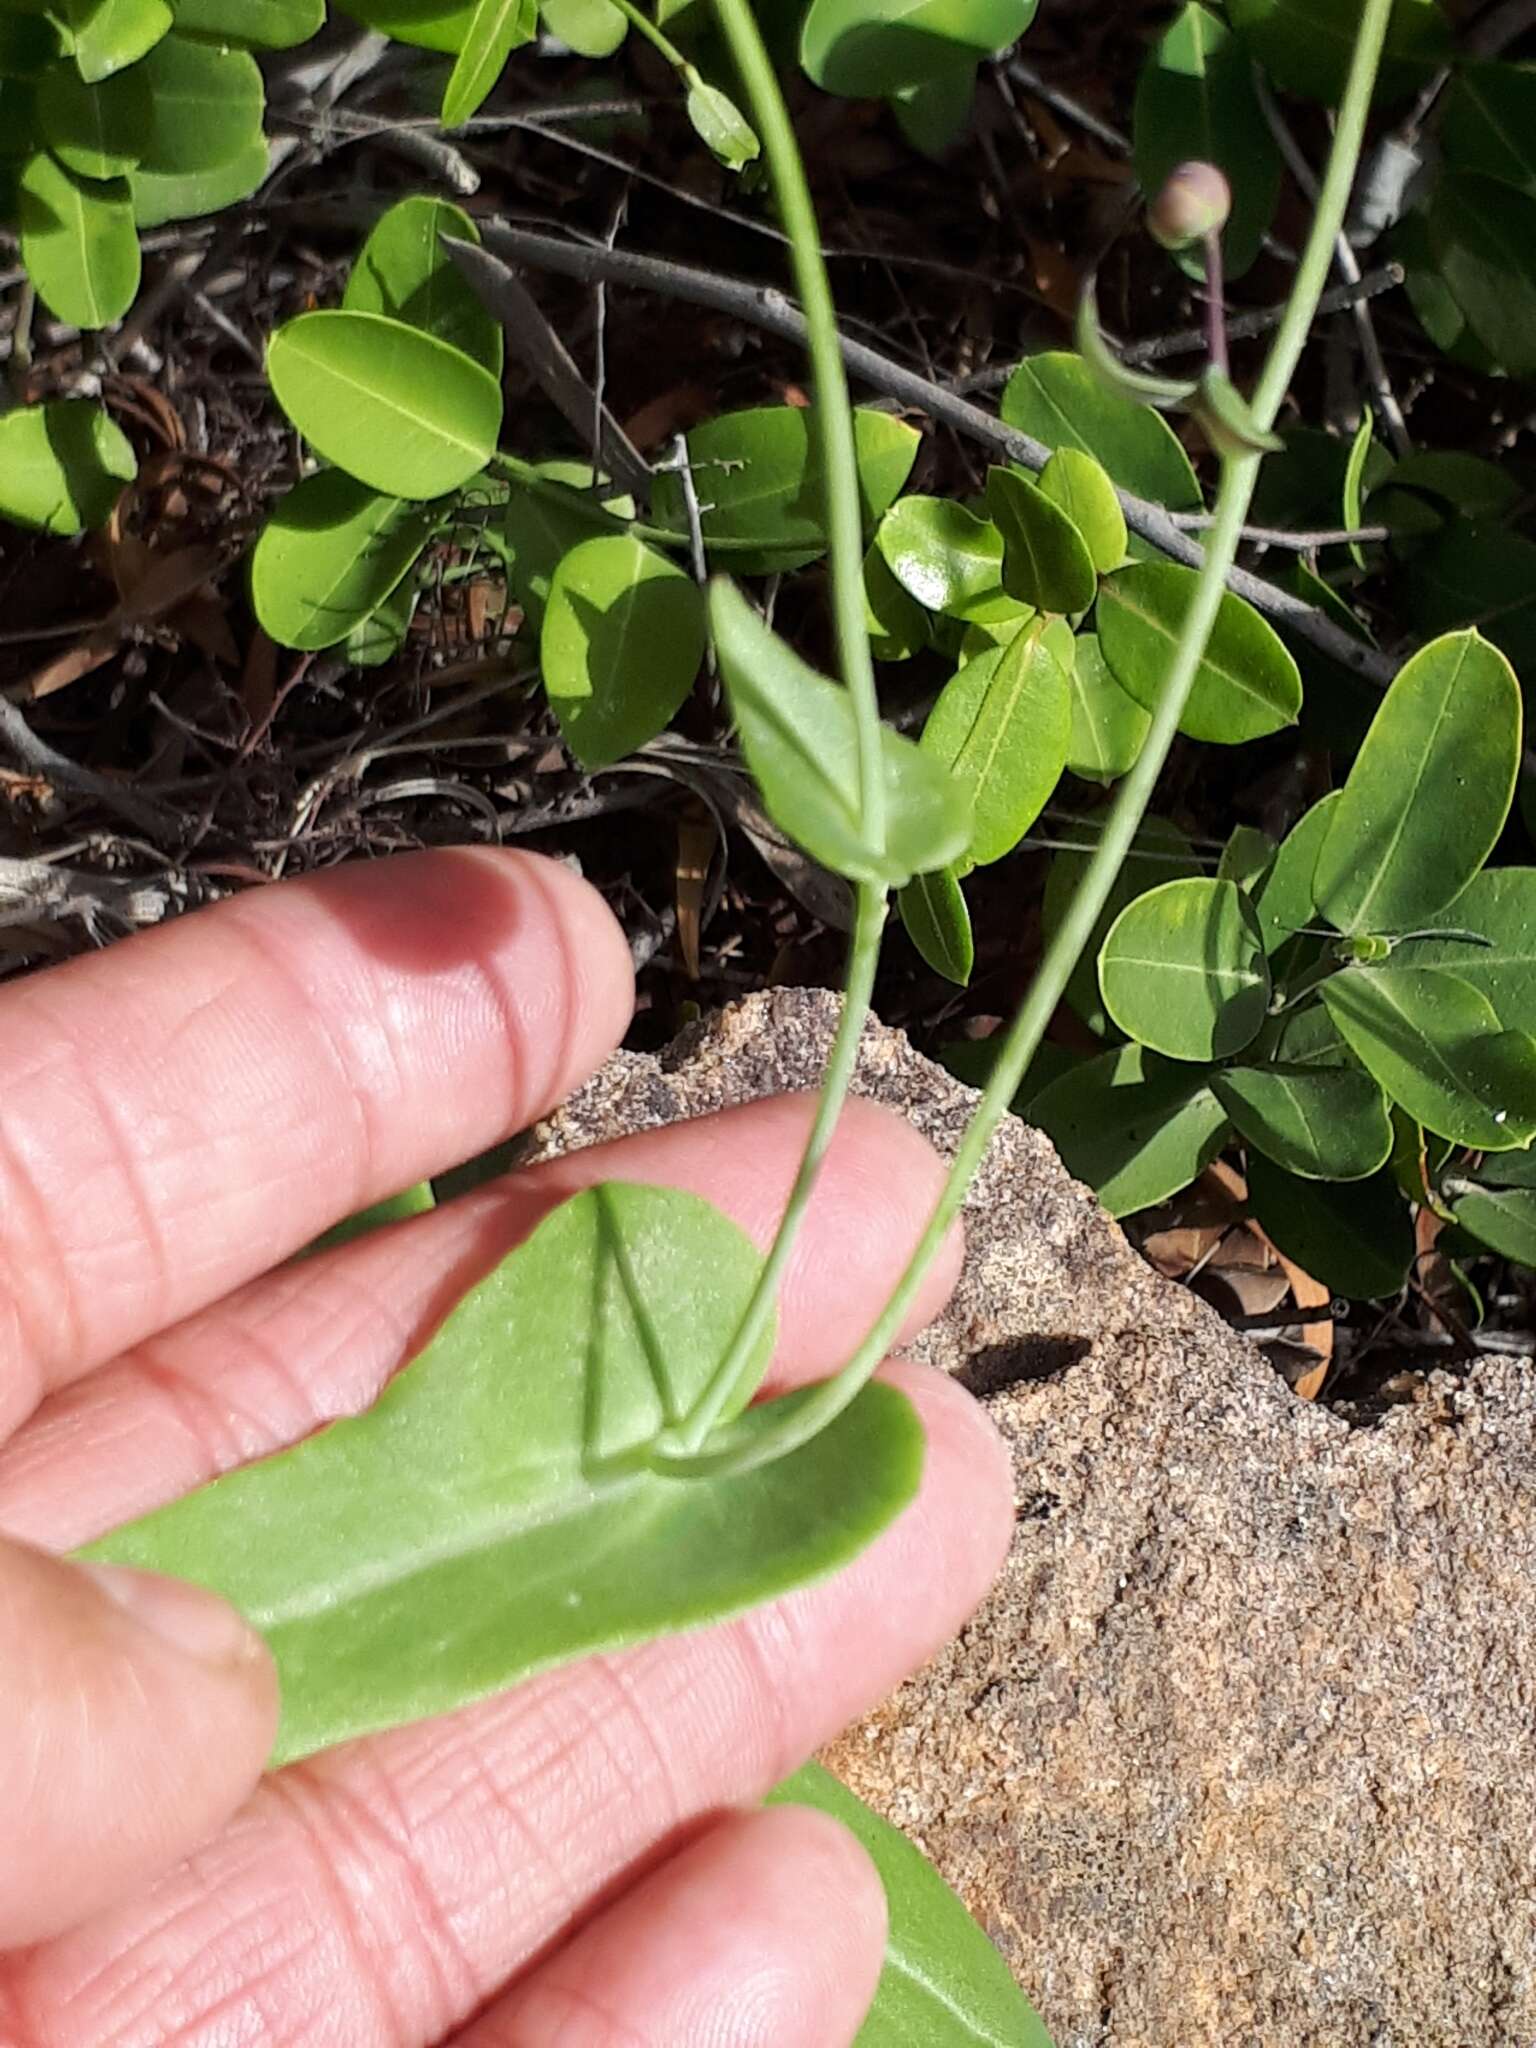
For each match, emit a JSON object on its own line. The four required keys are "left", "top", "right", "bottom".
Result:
{"left": 879, "top": 1359, "right": 1017, "bottom": 1601}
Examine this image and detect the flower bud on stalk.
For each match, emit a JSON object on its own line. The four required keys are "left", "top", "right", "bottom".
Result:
{"left": 1147, "top": 161, "right": 1232, "bottom": 252}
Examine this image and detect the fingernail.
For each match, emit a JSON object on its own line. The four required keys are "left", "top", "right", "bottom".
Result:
{"left": 81, "top": 1562, "right": 261, "bottom": 1670}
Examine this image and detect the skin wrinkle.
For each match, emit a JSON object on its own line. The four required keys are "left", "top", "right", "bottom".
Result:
{"left": 497, "top": 1980, "right": 653, "bottom": 2048}
{"left": 0, "top": 1106, "right": 78, "bottom": 1435}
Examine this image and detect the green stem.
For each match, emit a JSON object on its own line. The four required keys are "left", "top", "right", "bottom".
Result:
{"left": 605, "top": 0, "right": 690, "bottom": 75}
{"left": 709, "top": 0, "right": 884, "bottom": 850}
{"left": 672, "top": 880, "right": 887, "bottom": 1456}
{"left": 488, "top": 452, "right": 767, "bottom": 554}
{"left": 657, "top": 0, "right": 1397, "bottom": 1480}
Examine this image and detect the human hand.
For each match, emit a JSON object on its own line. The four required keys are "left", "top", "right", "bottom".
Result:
{"left": 0, "top": 849, "right": 1011, "bottom": 2047}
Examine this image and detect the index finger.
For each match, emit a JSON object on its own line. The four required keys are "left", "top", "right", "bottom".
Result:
{"left": 0, "top": 850, "right": 634, "bottom": 1439}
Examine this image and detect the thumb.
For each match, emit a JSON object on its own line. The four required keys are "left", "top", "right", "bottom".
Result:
{"left": 0, "top": 1533, "right": 278, "bottom": 1948}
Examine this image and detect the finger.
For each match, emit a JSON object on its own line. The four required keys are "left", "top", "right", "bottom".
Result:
{"left": 0, "top": 848, "right": 633, "bottom": 1436}
{"left": 0, "top": 1534, "right": 277, "bottom": 1948}
{"left": 12, "top": 1366, "right": 1009, "bottom": 2046}
{"left": 453, "top": 1807, "right": 885, "bottom": 2048}
{"left": 0, "top": 1096, "right": 963, "bottom": 1551}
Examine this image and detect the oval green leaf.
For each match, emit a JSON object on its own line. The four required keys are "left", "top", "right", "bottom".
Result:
{"left": 1452, "top": 1184, "right": 1536, "bottom": 1267}
{"left": 18, "top": 150, "right": 140, "bottom": 327}
{"left": 1404, "top": 868, "right": 1536, "bottom": 1028}
{"left": 344, "top": 195, "right": 502, "bottom": 375}
{"left": 1214, "top": 1062, "right": 1393, "bottom": 1181}
{"left": 267, "top": 309, "right": 504, "bottom": 500}
{"left": 1225, "top": 0, "right": 1450, "bottom": 106}
{"left": 920, "top": 618, "right": 1071, "bottom": 866}
{"left": 1000, "top": 350, "right": 1202, "bottom": 509}
{"left": 876, "top": 496, "right": 1016, "bottom": 622}
{"left": 542, "top": 534, "right": 707, "bottom": 770}
{"left": 986, "top": 466, "right": 1098, "bottom": 615}
{"left": 170, "top": 0, "right": 324, "bottom": 44}
{"left": 770, "top": 1763, "right": 1053, "bottom": 2048}
{"left": 36, "top": 57, "right": 150, "bottom": 177}
{"left": 686, "top": 78, "right": 759, "bottom": 170}
{"left": 85, "top": 1183, "right": 924, "bottom": 1766}
{"left": 1038, "top": 446, "right": 1126, "bottom": 574}
{"left": 1321, "top": 966, "right": 1536, "bottom": 1151}
{"left": 1100, "top": 875, "right": 1271, "bottom": 1062}
{"left": 654, "top": 406, "right": 921, "bottom": 575}
{"left": 710, "top": 578, "right": 972, "bottom": 890}
{"left": 1028, "top": 1041, "right": 1229, "bottom": 1218}
{"left": 137, "top": 31, "right": 264, "bottom": 175}
{"left": 1132, "top": 1, "right": 1281, "bottom": 279}
{"left": 1246, "top": 1154, "right": 1413, "bottom": 1300}
{"left": 539, "top": 0, "right": 627, "bottom": 55}
{"left": 1253, "top": 792, "right": 1340, "bottom": 954}
{"left": 341, "top": 0, "right": 477, "bottom": 50}
{"left": 1312, "top": 629, "right": 1520, "bottom": 937}
{"left": 1044, "top": 813, "right": 1201, "bottom": 1035}
{"left": 57, "top": 0, "right": 172, "bottom": 81}
{"left": 899, "top": 865, "right": 974, "bottom": 985}
{"left": 1425, "top": 172, "right": 1536, "bottom": 378}
{"left": 251, "top": 470, "right": 440, "bottom": 652}
{"left": 1064, "top": 629, "right": 1149, "bottom": 786}
{"left": 864, "top": 541, "right": 931, "bottom": 661}
{"left": 1441, "top": 61, "right": 1536, "bottom": 196}
{"left": 441, "top": 0, "right": 537, "bottom": 126}
{"left": 1097, "top": 560, "right": 1302, "bottom": 745}
{"left": 800, "top": 0, "right": 1037, "bottom": 98}
{"left": 0, "top": 398, "right": 135, "bottom": 534}
{"left": 130, "top": 132, "right": 267, "bottom": 225}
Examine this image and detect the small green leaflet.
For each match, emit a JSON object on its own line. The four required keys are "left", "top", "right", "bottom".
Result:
{"left": 1311, "top": 629, "right": 1521, "bottom": 937}
{"left": 1037, "top": 447, "right": 1126, "bottom": 573}
{"left": 441, "top": 0, "right": 537, "bottom": 126}
{"left": 344, "top": 196, "right": 503, "bottom": 375}
{"left": 1028, "top": 1041, "right": 1228, "bottom": 1218}
{"left": 266, "top": 310, "right": 504, "bottom": 501}
{"left": 899, "top": 866, "right": 974, "bottom": 985}
{"left": 250, "top": 469, "right": 441, "bottom": 652}
{"left": 135, "top": 32, "right": 265, "bottom": 176}
{"left": 686, "top": 77, "right": 760, "bottom": 170}
{"left": 1099, "top": 876, "right": 1270, "bottom": 1062}
{"left": 131, "top": 134, "right": 268, "bottom": 227}
{"left": 919, "top": 619, "right": 1071, "bottom": 867}
{"left": 170, "top": 0, "right": 325, "bottom": 45}
{"left": 1043, "top": 813, "right": 1200, "bottom": 1037}
{"left": 0, "top": 399, "right": 136, "bottom": 535}
{"left": 84, "top": 1183, "right": 925, "bottom": 1766}
{"left": 18, "top": 150, "right": 140, "bottom": 327}
{"left": 56, "top": 0, "right": 172, "bottom": 82}
{"left": 1096, "top": 561, "right": 1302, "bottom": 745}
{"left": 985, "top": 467, "right": 1098, "bottom": 615}
{"left": 770, "top": 1762, "right": 1054, "bottom": 2047}
{"left": 1213, "top": 1062, "right": 1393, "bottom": 1181}
{"left": 542, "top": 535, "right": 707, "bottom": 770}
{"left": 800, "top": 0, "right": 1038, "bottom": 98}
{"left": 1252, "top": 793, "right": 1340, "bottom": 954}
{"left": 1065, "top": 631, "right": 1148, "bottom": 784}
{"left": 999, "top": 351, "right": 1202, "bottom": 509}
{"left": 1246, "top": 1155, "right": 1414, "bottom": 1300}
{"left": 36, "top": 59, "right": 150, "bottom": 178}
{"left": 876, "top": 496, "right": 1016, "bottom": 623}
{"left": 710, "top": 578, "right": 972, "bottom": 890}
{"left": 540, "top": 0, "right": 628, "bottom": 56}
{"left": 1401, "top": 868, "right": 1536, "bottom": 1028}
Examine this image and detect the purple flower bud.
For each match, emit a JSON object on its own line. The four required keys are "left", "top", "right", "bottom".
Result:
{"left": 1147, "top": 162, "right": 1232, "bottom": 251}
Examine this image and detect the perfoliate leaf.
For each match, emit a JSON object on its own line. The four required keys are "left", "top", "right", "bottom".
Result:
{"left": 770, "top": 1763, "right": 1054, "bottom": 2048}
{"left": 85, "top": 1183, "right": 924, "bottom": 1766}
{"left": 251, "top": 470, "right": 440, "bottom": 652}
{"left": 1028, "top": 1041, "right": 1228, "bottom": 1217}
{"left": 344, "top": 197, "right": 503, "bottom": 374}
{"left": 1096, "top": 561, "right": 1302, "bottom": 745}
{"left": 1312, "top": 630, "right": 1521, "bottom": 937}
{"left": 542, "top": 535, "right": 707, "bottom": 770}
{"left": 0, "top": 399, "right": 135, "bottom": 534}
{"left": 267, "top": 310, "right": 504, "bottom": 501}
{"left": 1214, "top": 1062, "right": 1393, "bottom": 1181}
{"left": 1321, "top": 966, "right": 1536, "bottom": 1151}
{"left": 710, "top": 579, "right": 972, "bottom": 890}
{"left": 1099, "top": 876, "right": 1270, "bottom": 1062}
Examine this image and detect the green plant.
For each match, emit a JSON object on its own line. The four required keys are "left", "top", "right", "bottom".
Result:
{"left": 71, "top": 0, "right": 1417, "bottom": 2034}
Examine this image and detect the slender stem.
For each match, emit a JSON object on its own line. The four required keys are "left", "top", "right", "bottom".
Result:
{"left": 674, "top": 881, "right": 887, "bottom": 1455}
{"left": 657, "top": 0, "right": 1398, "bottom": 1481}
{"left": 605, "top": 0, "right": 689, "bottom": 74}
{"left": 1201, "top": 228, "right": 1228, "bottom": 377}
{"left": 709, "top": 0, "right": 885, "bottom": 850}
